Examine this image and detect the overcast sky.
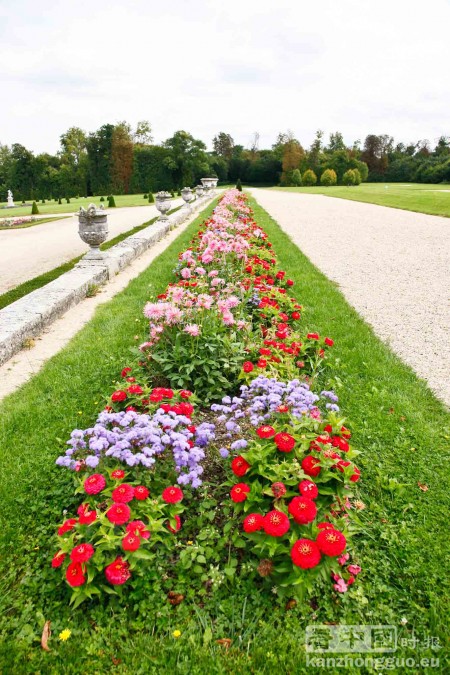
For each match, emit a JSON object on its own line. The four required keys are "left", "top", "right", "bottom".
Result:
{"left": 0, "top": 0, "right": 449, "bottom": 154}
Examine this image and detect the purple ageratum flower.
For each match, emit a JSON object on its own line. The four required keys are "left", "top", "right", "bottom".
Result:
{"left": 230, "top": 439, "right": 248, "bottom": 451}
{"left": 219, "top": 447, "right": 229, "bottom": 458}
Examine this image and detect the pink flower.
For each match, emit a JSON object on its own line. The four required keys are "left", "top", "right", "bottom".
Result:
{"left": 338, "top": 552, "right": 350, "bottom": 566}
{"left": 181, "top": 268, "right": 191, "bottom": 279}
{"left": 201, "top": 253, "right": 214, "bottom": 264}
{"left": 309, "top": 407, "right": 322, "bottom": 420}
{"left": 208, "top": 270, "right": 219, "bottom": 277}
{"left": 195, "top": 267, "right": 206, "bottom": 276}
{"left": 333, "top": 577, "right": 348, "bottom": 593}
{"left": 184, "top": 324, "right": 201, "bottom": 337}
{"left": 348, "top": 564, "right": 361, "bottom": 575}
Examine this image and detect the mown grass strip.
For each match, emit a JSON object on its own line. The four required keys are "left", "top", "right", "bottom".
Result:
{"left": 0, "top": 206, "right": 182, "bottom": 310}
{"left": 0, "top": 195, "right": 448, "bottom": 673}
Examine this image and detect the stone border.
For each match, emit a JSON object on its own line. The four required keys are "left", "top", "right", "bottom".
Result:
{"left": 0, "top": 195, "right": 214, "bottom": 366}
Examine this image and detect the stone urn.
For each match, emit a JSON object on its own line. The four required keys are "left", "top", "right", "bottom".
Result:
{"left": 155, "top": 191, "right": 172, "bottom": 222}
{"left": 195, "top": 185, "right": 204, "bottom": 198}
{"left": 181, "top": 187, "right": 193, "bottom": 208}
{"left": 78, "top": 204, "right": 108, "bottom": 259}
{"left": 201, "top": 177, "right": 216, "bottom": 194}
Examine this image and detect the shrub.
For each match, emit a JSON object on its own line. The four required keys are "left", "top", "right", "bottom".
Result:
{"left": 302, "top": 169, "right": 317, "bottom": 186}
{"left": 291, "top": 169, "right": 302, "bottom": 187}
{"left": 170, "top": 190, "right": 176, "bottom": 198}
{"left": 66, "top": 197, "right": 70, "bottom": 204}
{"left": 31, "top": 201, "right": 39, "bottom": 215}
{"left": 342, "top": 169, "right": 356, "bottom": 186}
{"left": 108, "top": 195, "right": 116, "bottom": 208}
{"left": 143, "top": 194, "right": 148, "bottom": 199}
{"left": 353, "top": 169, "right": 362, "bottom": 185}
{"left": 236, "top": 178, "right": 243, "bottom": 191}
{"left": 99, "top": 196, "right": 105, "bottom": 202}
{"left": 58, "top": 197, "right": 62, "bottom": 204}
{"left": 148, "top": 193, "right": 155, "bottom": 203}
{"left": 177, "top": 189, "right": 182, "bottom": 196}
{"left": 320, "top": 169, "right": 337, "bottom": 186}
{"left": 41, "top": 199, "right": 45, "bottom": 204}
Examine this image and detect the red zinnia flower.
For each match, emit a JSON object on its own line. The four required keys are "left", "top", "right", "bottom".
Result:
{"left": 274, "top": 432, "right": 295, "bottom": 452}
{"left": 263, "top": 510, "right": 290, "bottom": 537}
{"left": 256, "top": 425, "right": 276, "bottom": 439}
{"left": 291, "top": 311, "right": 301, "bottom": 320}
{"left": 257, "top": 359, "right": 267, "bottom": 368}
{"left": 65, "top": 561, "right": 86, "bottom": 587}
{"left": 302, "top": 455, "right": 321, "bottom": 477}
{"left": 127, "top": 384, "right": 143, "bottom": 395}
{"left": 288, "top": 496, "right": 317, "bottom": 524}
{"left": 111, "top": 390, "right": 127, "bottom": 402}
{"left": 121, "top": 367, "right": 132, "bottom": 378}
{"left": 51, "top": 551, "right": 66, "bottom": 568}
{"left": 286, "top": 279, "right": 294, "bottom": 286}
{"left": 325, "top": 337, "right": 334, "bottom": 347}
{"left": 105, "top": 557, "right": 131, "bottom": 585}
{"left": 111, "top": 469, "right": 125, "bottom": 480}
{"left": 167, "top": 514, "right": 181, "bottom": 533}
{"left": 126, "top": 520, "right": 150, "bottom": 539}
{"left": 77, "top": 503, "right": 97, "bottom": 525}
{"left": 317, "top": 521, "right": 334, "bottom": 530}
{"left": 84, "top": 473, "right": 106, "bottom": 495}
{"left": 307, "top": 333, "right": 319, "bottom": 340}
{"left": 230, "top": 483, "right": 250, "bottom": 503}
{"left": 134, "top": 485, "right": 150, "bottom": 500}
{"left": 291, "top": 539, "right": 321, "bottom": 569}
{"left": 231, "top": 455, "right": 251, "bottom": 477}
{"left": 277, "top": 404, "right": 289, "bottom": 413}
{"left": 106, "top": 503, "right": 131, "bottom": 525}
{"left": 178, "top": 402, "right": 194, "bottom": 417}
{"left": 271, "top": 482, "right": 287, "bottom": 498}
{"left": 70, "top": 543, "right": 95, "bottom": 563}
{"left": 243, "top": 513, "right": 264, "bottom": 533}
{"left": 122, "top": 533, "right": 141, "bottom": 551}
{"left": 299, "top": 480, "right": 319, "bottom": 499}
{"left": 316, "top": 529, "right": 347, "bottom": 556}
{"left": 112, "top": 483, "right": 135, "bottom": 503}
{"left": 162, "top": 486, "right": 184, "bottom": 503}
{"left": 180, "top": 390, "right": 193, "bottom": 399}
{"left": 58, "top": 518, "right": 78, "bottom": 536}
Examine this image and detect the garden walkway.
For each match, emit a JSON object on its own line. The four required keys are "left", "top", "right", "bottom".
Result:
{"left": 250, "top": 188, "right": 450, "bottom": 406}
{"left": 0, "top": 201, "right": 183, "bottom": 293}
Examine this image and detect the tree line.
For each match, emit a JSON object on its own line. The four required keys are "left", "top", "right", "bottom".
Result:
{"left": 1, "top": 123, "right": 449, "bottom": 201}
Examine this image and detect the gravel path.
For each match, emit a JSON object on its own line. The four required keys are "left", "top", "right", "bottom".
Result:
{"left": 0, "top": 201, "right": 182, "bottom": 293}
{"left": 250, "top": 189, "right": 450, "bottom": 406}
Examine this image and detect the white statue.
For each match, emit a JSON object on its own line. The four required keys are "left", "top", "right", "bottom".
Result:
{"left": 7, "top": 190, "right": 14, "bottom": 207}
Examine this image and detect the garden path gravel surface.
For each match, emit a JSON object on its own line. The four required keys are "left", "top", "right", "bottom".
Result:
{"left": 0, "top": 201, "right": 183, "bottom": 293}
{"left": 250, "top": 188, "right": 450, "bottom": 406}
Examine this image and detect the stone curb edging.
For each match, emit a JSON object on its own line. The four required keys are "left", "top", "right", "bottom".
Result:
{"left": 0, "top": 196, "right": 214, "bottom": 366}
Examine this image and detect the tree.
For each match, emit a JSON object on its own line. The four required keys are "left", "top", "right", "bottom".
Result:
{"left": 308, "top": 130, "right": 324, "bottom": 174}
{"left": 281, "top": 138, "right": 305, "bottom": 185}
{"left": 236, "top": 178, "right": 242, "bottom": 191}
{"left": 320, "top": 169, "right": 337, "bottom": 186}
{"left": 111, "top": 122, "right": 134, "bottom": 193}
{"left": 342, "top": 169, "right": 357, "bottom": 185}
{"left": 86, "top": 124, "right": 115, "bottom": 195}
{"left": 291, "top": 169, "right": 302, "bottom": 186}
{"left": 134, "top": 120, "right": 153, "bottom": 146}
{"left": 10, "top": 144, "right": 35, "bottom": 200}
{"left": 163, "top": 130, "right": 210, "bottom": 186}
{"left": 302, "top": 169, "right": 317, "bottom": 186}
{"left": 361, "top": 134, "right": 392, "bottom": 180}
{"left": 327, "top": 132, "right": 346, "bottom": 152}
{"left": 59, "top": 126, "right": 88, "bottom": 196}
{"left": 248, "top": 132, "right": 260, "bottom": 160}
{"left": 212, "top": 132, "right": 234, "bottom": 160}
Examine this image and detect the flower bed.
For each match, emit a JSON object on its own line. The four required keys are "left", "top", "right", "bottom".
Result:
{"left": 0, "top": 216, "right": 37, "bottom": 228}
{"left": 53, "top": 190, "right": 362, "bottom": 604}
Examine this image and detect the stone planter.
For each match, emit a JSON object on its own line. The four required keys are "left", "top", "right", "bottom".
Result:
{"left": 155, "top": 191, "right": 172, "bottom": 222}
{"left": 78, "top": 204, "right": 108, "bottom": 259}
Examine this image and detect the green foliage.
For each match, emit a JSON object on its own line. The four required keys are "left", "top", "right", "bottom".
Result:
{"left": 143, "top": 194, "right": 147, "bottom": 199}
{"left": 99, "top": 196, "right": 104, "bottom": 201}
{"left": 342, "top": 169, "right": 357, "bottom": 186}
{"left": 302, "top": 169, "right": 317, "bottom": 186}
{"left": 107, "top": 195, "right": 116, "bottom": 207}
{"left": 31, "top": 200, "right": 39, "bottom": 215}
{"left": 58, "top": 197, "right": 62, "bottom": 204}
{"left": 148, "top": 192, "right": 155, "bottom": 203}
{"left": 320, "top": 169, "right": 337, "bottom": 186}
{"left": 66, "top": 197, "right": 70, "bottom": 203}
{"left": 41, "top": 199, "right": 45, "bottom": 204}
{"left": 291, "top": 168, "right": 302, "bottom": 186}
{"left": 236, "top": 178, "right": 242, "bottom": 191}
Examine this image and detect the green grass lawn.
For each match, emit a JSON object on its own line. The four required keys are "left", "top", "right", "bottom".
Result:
{"left": 0, "top": 193, "right": 162, "bottom": 218}
{"left": 272, "top": 183, "right": 450, "bottom": 217}
{"left": 0, "top": 196, "right": 448, "bottom": 673}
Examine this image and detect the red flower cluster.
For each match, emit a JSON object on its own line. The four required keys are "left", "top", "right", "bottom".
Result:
{"left": 162, "top": 486, "right": 184, "bottom": 504}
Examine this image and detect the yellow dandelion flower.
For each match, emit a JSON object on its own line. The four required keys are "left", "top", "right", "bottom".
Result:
{"left": 59, "top": 629, "right": 71, "bottom": 641}
{"left": 173, "top": 630, "right": 181, "bottom": 638}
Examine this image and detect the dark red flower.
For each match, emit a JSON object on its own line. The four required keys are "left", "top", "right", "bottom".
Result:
{"left": 51, "top": 551, "right": 66, "bottom": 568}
{"left": 291, "top": 539, "right": 321, "bottom": 569}
{"left": 84, "top": 473, "right": 106, "bottom": 495}
{"left": 317, "top": 521, "right": 334, "bottom": 530}
{"left": 121, "top": 367, "right": 132, "bottom": 378}
{"left": 58, "top": 518, "right": 78, "bottom": 536}
{"left": 70, "top": 543, "right": 95, "bottom": 563}
{"left": 162, "top": 486, "right": 184, "bottom": 504}
{"left": 65, "top": 561, "right": 86, "bottom": 587}
{"left": 134, "top": 485, "right": 150, "bottom": 500}
{"left": 230, "top": 483, "right": 250, "bottom": 503}
{"left": 256, "top": 425, "right": 276, "bottom": 439}
{"left": 243, "top": 513, "right": 264, "bottom": 533}
{"left": 231, "top": 455, "right": 251, "bottom": 477}
{"left": 257, "top": 359, "right": 267, "bottom": 368}
{"left": 316, "top": 529, "right": 347, "bottom": 556}
{"left": 274, "top": 432, "right": 296, "bottom": 452}
{"left": 111, "top": 469, "right": 125, "bottom": 480}
{"left": 263, "top": 510, "right": 290, "bottom": 537}
{"left": 299, "top": 480, "right": 319, "bottom": 499}
{"left": 167, "top": 514, "right": 181, "bottom": 533}
{"left": 126, "top": 520, "right": 150, "bottom": 539}
{"left": 302, "top": 455, "right": 321, "bottom": 477}
{"left": 277, "top": 404, "right": 289, "bottom": 413}
{"left": 77, "top": 503, "right": 97, "bottom": 525}
{"left": 122, "top": 533, "right": 141, "bottom": 551}
{"left": 112, "top": 483, "right": 135, "bottom": 503}
{"left": 105, "top": 557, "right": 131, "bottom": 585}
{"left": 271, "top": 482, "right": 287, "bottom": 498}
{"left": 106, "top": 503, "right": 131, "bottom": 525}
{"left": 111, "top": 390, "right": 127, "bottom": 402}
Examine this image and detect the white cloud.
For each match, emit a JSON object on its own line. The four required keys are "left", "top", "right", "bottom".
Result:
{"left": 0, "top": 0, "right": 448, "bottom": 153}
